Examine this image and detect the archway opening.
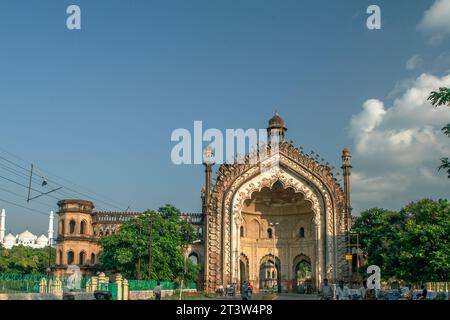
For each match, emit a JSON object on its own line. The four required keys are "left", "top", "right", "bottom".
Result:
{"left": 259, "top": 257, "right": 281, "bottom": 293}
{"left": 295, "top": 260, "right": 312, "bottom": 294}
{"left": 239, "top": 254, "right": 249, "bottom": 292}
{"left": 239, "top": 179, "right": 315, "bottom": 293}
{"left": 189, "top": 253, "right": 199, "bottom": 265}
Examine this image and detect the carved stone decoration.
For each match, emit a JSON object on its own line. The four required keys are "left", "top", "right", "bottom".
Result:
{"left": 203, "top": 141, "right": 349, "bottom": 292}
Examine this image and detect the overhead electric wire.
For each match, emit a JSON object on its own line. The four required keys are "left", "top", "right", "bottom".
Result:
{"left": 0, "top": 186, "right": 53, "bottom": 209}
{"left": 34, "top": 167, "right": 128, "bottom": 210}
{"left": 0, "top": 154, "right": 30, "bottom": 172}
{"left": 0, "top": 162, "right": 42, "bottom": 186}
{"left": 0, "top": 147, "right": 129, "bottom": 211}
{"left": 36, "top": 174, "right": 124, "bottom": 211}
{"left": 0, "top": 163, "right": 109, "bottom": 211}
{"left": 2, "top": 147, "right": 129, "bottom": 209}
{"left": 0, "top": 173, "right": 60, "bottom": 201}
{"left": 0, "top": 196, "right": 49, "bottom": 217}
{"left": 0, "top": 171, "right": 109, "bottom": 212}
{"left": 32, "top": 162, "right": 130, "bottom": 209}
{"left": 0, "top": 161, "right": 108, "bottom": 210}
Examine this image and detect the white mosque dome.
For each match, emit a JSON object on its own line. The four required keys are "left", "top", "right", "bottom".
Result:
{"left": 4, "top": 233, "right": 16, "bottom": 242}
{"left": 0, "top": 209, "right": 54, "bottom": 250}
{"left": 18, "top": 229, "right": 36, "bottom": 241}
{"left": 36, "top": 234, "right": 48, "bottom": 245}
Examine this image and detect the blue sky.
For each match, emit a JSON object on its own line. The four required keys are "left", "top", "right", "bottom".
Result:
{"left": 0, "top": 0, "right": 449, "bottom": 234}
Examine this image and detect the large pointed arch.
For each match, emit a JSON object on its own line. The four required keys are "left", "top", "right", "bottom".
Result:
{"left": 204, "top": 142, "right": 348, "bottom": 292}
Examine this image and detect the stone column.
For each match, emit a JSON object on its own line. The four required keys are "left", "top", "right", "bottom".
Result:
{"left": 116, "top": 274, "right": 123, "bottom": 300}
{"left": 98, "top": 272, "right": 106, "bottom": 290}
{"left": 123, "top": 279, "right": 129, "bottom": 300}
{"left": 313, "top": 214, "right": 322, "bottom": 290}
{"left": 39, "top": 278, "right": 47, "bottom": 293}
{"left": 91, "top": 276, "right": 98, "bottom": 292}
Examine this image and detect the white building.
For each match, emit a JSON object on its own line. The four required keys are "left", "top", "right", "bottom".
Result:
{"left": 0, "top": 208, "right": 54, "bottom": 249}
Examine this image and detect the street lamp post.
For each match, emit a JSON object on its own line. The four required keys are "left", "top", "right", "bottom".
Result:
{"left": 47, "top": 235, "right": 52, "bottom": 292}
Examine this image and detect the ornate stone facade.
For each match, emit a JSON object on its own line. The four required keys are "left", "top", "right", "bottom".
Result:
{"left": 54, "top": 114, "right": 352, "bottom": 292}
{"left": 54, "top": 199, "right": 142, "bottom": 276}
{"left": 201, "top": 114, "right": 352, "bottom": 293}
{"left": 54, "top": 200, "right": 203, "bottom": 276}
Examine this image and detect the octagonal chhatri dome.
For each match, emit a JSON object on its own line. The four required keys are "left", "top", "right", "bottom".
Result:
{"left": 268, "top": 112, "right": 286, "bottom": 129}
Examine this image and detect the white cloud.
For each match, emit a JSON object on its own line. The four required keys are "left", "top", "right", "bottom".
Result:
{"left": 349, "top": 73, "right": 450, "bottom": 213}
{"left": 406, "top": 54, "right": 423, "bottom": 70}
{"left": 350, "top": 99, "right": 385, "bottom": 134}
{"left": 418, "top": 0, "right": 450, "bottom": 44}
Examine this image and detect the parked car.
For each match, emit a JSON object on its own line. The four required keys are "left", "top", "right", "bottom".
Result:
{"left": 383, "top": 290, "right": 401, "bottom": 300}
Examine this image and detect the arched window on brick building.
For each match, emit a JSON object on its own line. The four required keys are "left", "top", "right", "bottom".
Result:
{"left": 79, "top": 251, "right": 86, "bottom": 265}
{"left": 299, "top": 227, "right": 305, "bottom": 238}
{"left": 80, "top": 220, "right": 86, "bottom": 235}
{"left": 67, "top": 251, "right": 74, "bottom": 265}
{"left": 69, "top": 220, "right": 76, "bottom": 234}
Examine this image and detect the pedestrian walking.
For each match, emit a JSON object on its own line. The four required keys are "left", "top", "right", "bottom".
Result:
{"left": 336, "top": 280, "right": 349, "bottom": 300}
{"left": 319, "top": 278, "right": 334, "bottom": 300}
{"left": 418, "top": 285, "right": 427, "bottom": 300}
{"left": 154, "top": 281, "right": 162, "bottom": 300}
{"left": 241, "top": 281, "right": 249, "bottom": 300}
{"left": 358, "top": 280, "right": 367, "bottom": 300}
{"left": 407, "top": 284, "right": 414, "bottom": 300}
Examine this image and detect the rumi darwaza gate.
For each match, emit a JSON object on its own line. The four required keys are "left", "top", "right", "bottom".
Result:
{"left": 55, "top": 114, "right": 353, "bottom": 294}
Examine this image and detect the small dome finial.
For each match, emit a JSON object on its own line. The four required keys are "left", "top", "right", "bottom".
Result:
{"left": 268, "top": 112, "right": 286, "bottom": 129}
{"left": 342, "top": 147, "right": 351, "bottom": 157}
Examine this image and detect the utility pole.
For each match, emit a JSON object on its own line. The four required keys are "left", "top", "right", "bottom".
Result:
{"left": 48, "top": 239, "right": 52, "bottom": 269}
{"left": 148, "top": 217, "right": 152, "bottom": 280}
{"left": 137, "top": 221, "right": 142, "bottom": 280}
{"left": 27, "top": 164, "right": 33, "bottom": 203}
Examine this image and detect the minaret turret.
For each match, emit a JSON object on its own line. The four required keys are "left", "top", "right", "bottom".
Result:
{"left": 0, "top": 209, "right": 5, "bottom": 243}
{"left": 48, "top": 210, "right": 54, "bottom": 247}
{"left": 341, "top": 148, "right": 352, "bottom": 231}
{"left": 202, "top": 145, "right": 214, "bottom": 292}
{"left": 267, "top": 112, "right": 287, "bottom": 144}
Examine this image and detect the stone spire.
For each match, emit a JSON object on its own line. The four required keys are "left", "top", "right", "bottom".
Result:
{"left": 48, "top": 210, "right": 54, "bottom": 247}
{"left": 202, "top": 145, "right": 214, "bottom": 292}
{"left": 0, "top": 209, "right": 5, "bottom": 243}
{"left": 341, "top": 148, "right": 352, "bottom": 231}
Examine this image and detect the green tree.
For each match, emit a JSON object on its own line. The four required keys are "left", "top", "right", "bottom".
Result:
{"left": 428, "top": 87, "right": 450, "bottom": 178}
{"left": 428, "top": 87, "right": 450, "bottom": 108}
{"left": 0, "top": 246, "right": 55, "bottom": 274}
{"left": 352, "top": 199, "right": 450, "bottom": 283}
{"left": 99, "top": 204, "right": 200, "bottom": 282}
{"left": 396, "top": 199, "right": 450, "bottom": 282}
{"left": 352, "top": 208, "right": 402, "bottom": 278}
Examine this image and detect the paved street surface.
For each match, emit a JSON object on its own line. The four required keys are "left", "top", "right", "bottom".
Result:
{"left": 272, "top": 293, "right": 320, "bottom": 300}
{"left": 206, "top": 293, "right": 320, "bottom": 300}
